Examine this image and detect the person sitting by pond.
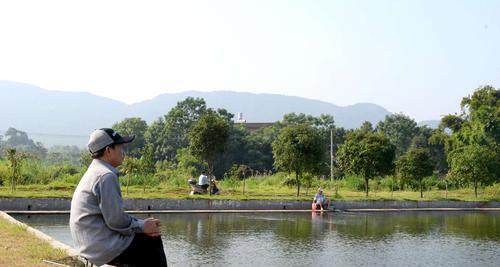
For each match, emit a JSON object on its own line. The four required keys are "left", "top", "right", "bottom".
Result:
{"left": 313, "top": 188, "right": 329, "bottom": 211}
{"left": 188, "top": 176, "right": 207, "bottom": 195}
{"left": 70, "top": 128, "right": 167, "bottom": 266}
{"left": 198, "top": 171, "right": 209, "bottom": 191}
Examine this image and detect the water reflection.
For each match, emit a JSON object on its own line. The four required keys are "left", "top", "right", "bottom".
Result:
{"left": 12, "top": 211, "right": 500, "bottom": 267}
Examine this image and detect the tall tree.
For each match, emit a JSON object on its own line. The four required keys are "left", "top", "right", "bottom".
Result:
{"left": 189, "top": 110, "right": 230, "bottom": 194}
{"left": 214, "top": 123, "right": 249, "bottom": 178}
{"left": 337, "top": 130, "right": 395, "bottom": 196}
{"left": 120, "top": 157, "right": 142, "bottom": 195}
{"left": 272, "top": 124, "right": 324, "bottom": 197}
{"left": 447, "top": 144, "right": 499, "bottom": 197}
{"left": 439, "top": 86, "right": 500, "bottom": 195}
{"left": 279, "top": 113, "right": 339, "bottom": 176}
{"left": 412, "top": 127, "right": 448, "bottom": 175}
{"left": 245, "top": 126, "right": 278, "bottom": 172}
{"left": 376, "top": 113, "right": 418, "bottom": 158}
{"left": 396, "top": 148, "right": 434, "bottom": 198}
{"left": 139, "top": 144, "right": 156, "bottom": 193}
{"left": 6, "top": 148, "right": 27, "bottom": 192}
{"left": 146, "top": 97, "right": 207, "bottom": 161}
{"left": 144, "top": 118, "right": 168, "bottom": 161}
{"left": 113, "top": 118, "right": 148, "bottom": 158}
{"left": 460, "top": 85, "right": 500, "bottom": 149}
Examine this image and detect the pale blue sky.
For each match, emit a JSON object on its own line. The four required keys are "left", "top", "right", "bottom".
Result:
{"left": 0, "top": 0, "right": 499, "bottom": 121}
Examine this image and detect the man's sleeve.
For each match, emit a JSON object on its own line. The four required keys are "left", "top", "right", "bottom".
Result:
{"left": 95, "top": 173, "right": 144, "bottom": 235}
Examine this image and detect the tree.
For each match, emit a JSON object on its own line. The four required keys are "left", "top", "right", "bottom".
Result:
{"left": 0, "top": 134, "right": 4, "bottom": 158}
{"left": 440, "top": 114, "right": 464, "bottom": 133}
{"left": 176, "top": 147, "right": 207, "bottom": 177}
{"left": 376, "top": 113, "right": 418, "bottom": 158}
{"left": 3, "top": 128, "right": 47, "bottom": 157}
{"left": 460, "top": 85, "right": 500, "bottom": 149}
{"left": 214, "top": 124, "right": 249, "bottom": 178}
{"left": 360, "top": 121, "right": 374, "bottom": 132}
{"left": 45, "top": 145, "right": 82, "bottom": 166}
{"left": 438, "top": 86, "right": 499, "bottom": 195}
{"left": 113, "top": 118, "right": 148, "bottom": 158}
{"left": 447, "top": 144, "right": 499, "bottom": 197}
{"left": 396, "top": 148, "right": 434, "bottom": 198}
{"left": 189, "top": 110, "right": 230, "bottom": 195}
{"left": 120, "top": 157, "right": 142, "bottom": 195}
{"left": 6, "top": 148, "right": 27, "bottom": 192}
{"left": 279, "top": 113, "right": 340, "bottom": 176}
{"left": 245, "top": 125, "right": 279, "bottom": 172}
{"left": 272, "top": 124, "right": 324, "bottom": 197}
{"left": 337, "top": 130, "right": 395, "bottom": 196}
{"left": 226, "top": 164, "right": 252, "bottom": 194}
{"left": 146, "top": 97, "right": 207, "bottom": 161}
{"left": 440, "top": 86, "right": 499, "bottom": 153}
{"left": 144, "top": 118, "right": 167, "bottom": 161}
{"left": 139, "top": 144, "right": 156, "bottom": 193}
{"left": 280, "top": 113, "right": 317, "bottom": 126}
{"left": 412, "top": 127, "right": 448, "bottom": 175}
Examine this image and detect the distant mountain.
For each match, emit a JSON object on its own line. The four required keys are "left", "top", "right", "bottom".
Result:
{"left": 0, "top": 81, "right": 128, "bottom": 135}
{"left": 418, "top": 120, "right": 440, "bottom": 129}
{"left": 131, "top": 91, "right": 391, "bottom": 129}
{"left": 1, "top": 80, "right": 399, "bottom": 146}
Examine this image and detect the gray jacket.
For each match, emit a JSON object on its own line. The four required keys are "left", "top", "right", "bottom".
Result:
{"left": 70, "top": 159, "right": 144, "bottom": 266}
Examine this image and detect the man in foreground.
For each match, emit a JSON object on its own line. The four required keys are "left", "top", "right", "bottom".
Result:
{"left": 70, "top": 128, "right": 167, "bottom": 266}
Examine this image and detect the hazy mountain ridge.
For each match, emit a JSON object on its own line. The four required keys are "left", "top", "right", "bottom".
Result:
{"left": 130, "top": 91, "right": 391, "bottom": 128}
{"left": 1, "top": 81, "right": 410, "bottom": 147}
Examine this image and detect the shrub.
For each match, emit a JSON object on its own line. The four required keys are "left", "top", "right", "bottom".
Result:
{"left": 343, "top": 175, "right": 365, "bottom": 191}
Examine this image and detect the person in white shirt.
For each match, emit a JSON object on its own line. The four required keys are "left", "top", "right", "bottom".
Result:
{"left": 198, "top": 171, "right": 209, "bottom": 190}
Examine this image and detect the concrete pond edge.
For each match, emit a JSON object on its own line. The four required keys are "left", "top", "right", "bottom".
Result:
{"left": 1, "top": 198, "right": 500, "bottom": 212}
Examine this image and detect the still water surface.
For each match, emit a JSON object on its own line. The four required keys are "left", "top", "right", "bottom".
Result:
{"left": 13, "top": 211, "right": 500, "bottom": 267}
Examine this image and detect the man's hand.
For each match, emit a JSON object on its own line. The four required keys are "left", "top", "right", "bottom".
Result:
{"left": 143, "top": 218, "right": 162, "bottom": 237}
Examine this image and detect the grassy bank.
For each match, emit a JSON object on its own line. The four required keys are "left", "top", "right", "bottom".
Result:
{"left": 1, "top": 181, "right": 499, "bottom": 202}
{"left": 1, "top": 168, "right": 499, "bottom": 201}
{"left": 0, "top": 216, "right": 80, "bottom": 266}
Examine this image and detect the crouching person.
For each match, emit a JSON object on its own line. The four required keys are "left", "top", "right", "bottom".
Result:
{"left": 70, "top": 128, "right": 167, "bottom": 266}
{"left": 313, "top": 188, "right": 329, "bottom": 211}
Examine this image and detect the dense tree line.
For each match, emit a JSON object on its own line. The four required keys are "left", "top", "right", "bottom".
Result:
{"left": 0, "top": 86, "right": 498, "bottom": 197}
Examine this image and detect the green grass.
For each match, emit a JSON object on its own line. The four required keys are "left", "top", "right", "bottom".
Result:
{"left": 0, "top": 216, "right": 81, "bottom": 266}
{"left": 0, "top": 181, "right": 498, "bottom": 202}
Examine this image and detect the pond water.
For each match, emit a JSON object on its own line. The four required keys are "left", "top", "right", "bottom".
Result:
{"left": 12, "top": 211, "right": 500, "bottom": 267}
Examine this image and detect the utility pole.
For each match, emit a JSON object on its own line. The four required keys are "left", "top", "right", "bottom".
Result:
{"left": 330, "top": 128, "right": 334, "bottom": 181}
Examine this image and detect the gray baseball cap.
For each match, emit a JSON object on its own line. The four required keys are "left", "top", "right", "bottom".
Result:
{"left": 88, "top": 128, "right": 135, "bottom": 153}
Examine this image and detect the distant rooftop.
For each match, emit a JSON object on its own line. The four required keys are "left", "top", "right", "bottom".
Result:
{"left": 234, "top": 112, "right": 274, "bottom": 132}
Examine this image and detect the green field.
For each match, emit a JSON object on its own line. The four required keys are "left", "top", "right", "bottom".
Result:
{"left": 1, "top": 175, "right": 498, "bottom": 202}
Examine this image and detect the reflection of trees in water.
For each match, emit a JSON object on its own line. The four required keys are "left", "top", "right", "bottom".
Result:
{"left": 155, "top": 213, "right": 233, "bottom": 265}
{"left": 332, "top": 211, "right": 500, "bottom": 241}
{"left": 156, "top": 212, "right": 334, "bottom": 259}
{"left": 441, "top": 212, "right": 500, "bottom": 240}
{"left": 272, "top": 212, "right": 333, "bottom": 257}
